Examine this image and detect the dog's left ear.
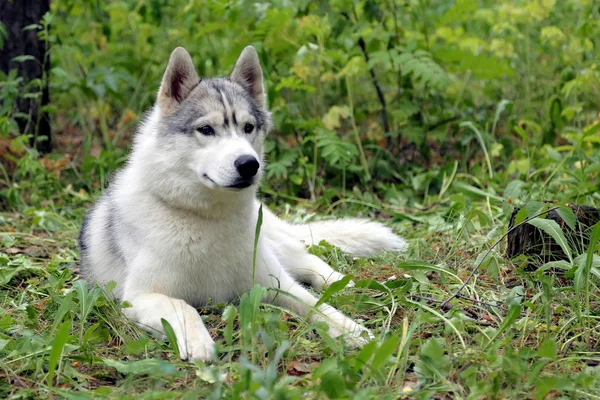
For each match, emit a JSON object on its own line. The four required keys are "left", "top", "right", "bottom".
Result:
{"left": 231, "top": 46, "right": 265, "bottom": 107}
{"left": 158, "top": 47, "right": 200, "bottom": 113}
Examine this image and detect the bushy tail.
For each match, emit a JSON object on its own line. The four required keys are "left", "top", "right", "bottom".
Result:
{"left": 287, "top": 219, "right": 407, "bottom": 257}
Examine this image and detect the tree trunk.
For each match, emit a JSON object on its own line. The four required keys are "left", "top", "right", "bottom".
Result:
{"left": 0, "top": 0, "right": 52, "bottom": 154}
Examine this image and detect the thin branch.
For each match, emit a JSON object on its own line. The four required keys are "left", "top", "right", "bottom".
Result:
{"left": 440, "top": 206, "right": 561, "bottom": 309}
{"left": 426, "top": 115, "right": 462, "bottom": 132}
{"left": 411, "top": 294, "right": 507, "bottom": 311}
{"left": 426, "top": 103, "right": 498, "bottom": 132}
{"left": 455, "top": 294, "right": 507, "bottom": 311}
{"left": 357, "top": 37, "right": 390, "bottom": 133}
{"left": 410, "top": 294, "right": 445, "bottom": 305}
{"left": 341, "top": 10, "right": 390, "bottom": 134}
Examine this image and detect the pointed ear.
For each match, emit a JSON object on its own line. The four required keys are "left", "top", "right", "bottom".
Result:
{"left": 157, "top": 47, "right": 199, "bottom": 112}
{"left": 230, "top": 46, "right": 265, "bottom": 106}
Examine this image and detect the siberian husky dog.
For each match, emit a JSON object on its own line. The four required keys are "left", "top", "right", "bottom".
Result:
{"left": 78, "top": 46, "right": 407, "bottom": 361}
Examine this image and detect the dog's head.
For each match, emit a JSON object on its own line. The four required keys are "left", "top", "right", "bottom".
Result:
{"left": 151, "top": 46, "right": 271, "bottom": 193}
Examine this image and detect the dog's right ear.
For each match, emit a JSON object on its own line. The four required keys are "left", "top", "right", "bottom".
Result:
{"left": 230, "top": 46, "right": 265, "bottom": 107}
{"left": 157, "top": 47, "right": 199, "bottom": 113}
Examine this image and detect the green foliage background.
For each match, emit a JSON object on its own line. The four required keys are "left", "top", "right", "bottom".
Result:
{"left": 2, "top": 0, "right": 600, "bottom": 207}
{"left": 1, "top": 0, "right": 600, "bottom": 398}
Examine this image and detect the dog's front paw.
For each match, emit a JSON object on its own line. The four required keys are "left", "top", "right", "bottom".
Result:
{"left": 178, "top": 333, "right": 217, "bottom": 362}
{"left": 342, "top": 325, "right": 374, "bottom": 348}
{"left": 326, "top": 318, "right": 373, "bottom": 348}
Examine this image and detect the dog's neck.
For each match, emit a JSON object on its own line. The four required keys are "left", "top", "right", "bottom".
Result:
{"left": 149, "top": 182, "right": 257, "bottom": 219}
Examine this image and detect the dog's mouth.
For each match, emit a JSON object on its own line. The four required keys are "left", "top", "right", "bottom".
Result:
{"left": 202, "top": 174, "right": 254, "bottom": 190}
{"left": 226, "top": 179, "right": 254, "bottom": 189}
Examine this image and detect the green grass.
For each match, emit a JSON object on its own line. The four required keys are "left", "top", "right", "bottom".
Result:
{"left": 1, "top": 183, "right": 600, "bottom": 398}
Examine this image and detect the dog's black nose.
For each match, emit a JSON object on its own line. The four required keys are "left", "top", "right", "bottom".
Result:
{"left": 234, "top": 155, "right": 259, "bottom": 178}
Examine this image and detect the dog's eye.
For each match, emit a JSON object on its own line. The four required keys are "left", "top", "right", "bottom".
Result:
{"left": 243, "top": 123, "right": 254, "bottom": 134}
{"left": 197, "top": 126, "right": 215, "bottom": 136}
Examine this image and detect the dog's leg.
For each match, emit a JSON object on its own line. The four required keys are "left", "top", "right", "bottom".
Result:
{"left": 264, "top": 236, "right": 347, "bottom": 290}
{"left": 256, "top": 246, "right": 372, "bottom": 346}
{"left": 285, "top": 253, "right": 348, "bottom": 290}
{"left": 123, "top": 292, "right": 216, "bottom": 362}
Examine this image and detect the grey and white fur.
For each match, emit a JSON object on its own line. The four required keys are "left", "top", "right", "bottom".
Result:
{"left": 78, "top": 46, "right": 407, "bottom": 361}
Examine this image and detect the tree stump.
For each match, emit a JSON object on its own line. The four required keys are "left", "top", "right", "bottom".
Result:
{"left": 506, "top": 204, "right": 600, "bottom": 269}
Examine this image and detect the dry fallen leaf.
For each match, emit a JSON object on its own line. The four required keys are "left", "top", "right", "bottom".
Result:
{"left": 5, "top": 247, "right": 47, "bottom": 257}
{"left": 287, "top": 360, "right": 316, "bottom": 376}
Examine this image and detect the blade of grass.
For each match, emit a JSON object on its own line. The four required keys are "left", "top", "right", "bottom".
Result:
{"left": 252, "top": 203, "right": 263, "bottom": 285}
{"left": 484, "top": 304, "right": 521, "bottom": 350}
{"left": 161, "top": 318, "right": 180, "bottom": 358}
{"left": 47, "top": 319, "right": 71, "bottom": 386}
{"left": 582, "top": 222, "right": 600, "bottom": 344}
{"left": 406, "top": 298, "right": 466, "bottom": 349}
{"left": 528, "top": 218, "right": 573, "bottom": 263}
{"left": 460, "top": 121, "right": 493, "bottom": 179}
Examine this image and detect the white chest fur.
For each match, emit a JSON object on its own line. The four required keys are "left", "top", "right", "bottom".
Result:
{"left": 120, "top": 194, "right": 261, "bottom": 306}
